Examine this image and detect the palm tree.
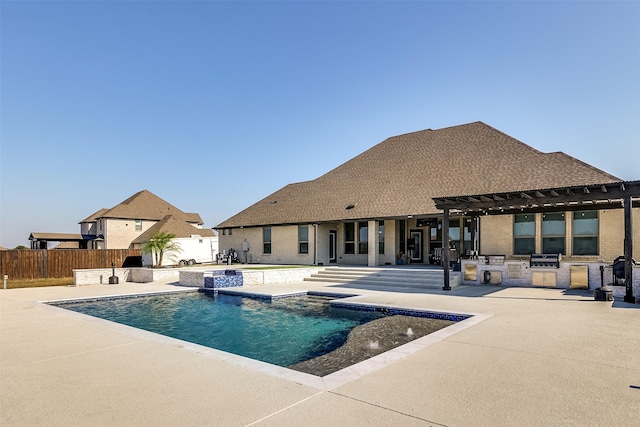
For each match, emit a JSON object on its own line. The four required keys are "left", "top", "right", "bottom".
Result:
{"left": 142, "top": 232, "right": 181, "bottom": 267}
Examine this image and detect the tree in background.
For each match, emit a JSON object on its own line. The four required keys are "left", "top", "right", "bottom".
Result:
{"left": 142, "top": 232, "right": 181, "bottom": 267}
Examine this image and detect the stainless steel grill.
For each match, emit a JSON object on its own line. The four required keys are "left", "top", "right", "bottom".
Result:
{"left": 530, "top": 254, "right": 561, "bottom": 268}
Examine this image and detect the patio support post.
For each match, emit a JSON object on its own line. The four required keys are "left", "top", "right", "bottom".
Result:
{"left": 623, "top": 194, "right": 635, "bottom": 304}
{"left": 442, "top": 207, "right": 451, "bottom": 291}
{"left": 470, "top": 216, "right": 477, "bottom": 256}
{"left": 368, "top": 219, "right": 379, "bottom": 267}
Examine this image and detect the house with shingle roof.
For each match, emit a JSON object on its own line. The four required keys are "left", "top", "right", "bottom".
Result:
{"left": 28, "top": 190, "right": 219, "bottom": 260}
{"left": 216, "top": 122, "right": 638, "bottom": 270}
{"left": 79, "top": 190, "right": 215, "bottom": 251}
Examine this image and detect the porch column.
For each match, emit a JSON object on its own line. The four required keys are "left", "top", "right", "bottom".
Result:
{"left": 623, "top": 195, "right": 635, "bottom": 303}
{"left": 368, "top": 220, "right": 379, "bottom": 267}
{"left": 471, "top": 216, "right": 478, "bottom": 256}
{"left": 442, "top": 208, "right": 451, "bottom": 291}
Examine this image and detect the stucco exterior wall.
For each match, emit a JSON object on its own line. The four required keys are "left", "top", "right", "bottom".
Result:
{"left": 218, "top": 225, "right": 315, "bottom": 265}
{"left": 599, "top": 208, "right": 640, "bottom": 262}
{"left": 103, "top": 219, "right": 156, "bottom": 249}
{"left": 479, "top": 215, "right": 512, "bottom": 255}
{"left": 218, "top": 221, "right": 397, "bottom": 266}
{"left": 383, "top": 220, "right": 396, "bottom": 265}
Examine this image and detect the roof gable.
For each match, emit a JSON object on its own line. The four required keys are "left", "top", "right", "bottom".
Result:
{"left": 217, "top": 122, "right": 621, "bottom": 228}
{"left": 97, "top": 190, "right": 203, "bottom": 224}
{"left": 132, "top": 215, "right": 214, "bottom": 244}
{"left": 79, "top": 208, "right": 109, "bottom": 224}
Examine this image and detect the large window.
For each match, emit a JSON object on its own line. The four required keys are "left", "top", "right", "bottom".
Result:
{"left": 358, "top": 222, "right": 368, "bottom": 254}
{"left": 298, "top": 225, "right": 309, "bottom": 254}
{"left": 378, "top": 221, "right": 385, "bottom": 254}
{"left": 344, "top": 223, "right": 355, "bottom": 254}
{"left": 263, "top": 227, "right": 271, "bottom": 254}
{"left": 573, "top": 211, "right": 598, "bottom": 255}
{"left": 514, "top": 214, "right": 535, "bottom": 255}
{"left": 542, "top": 213, "right": 565, "bottom": 254}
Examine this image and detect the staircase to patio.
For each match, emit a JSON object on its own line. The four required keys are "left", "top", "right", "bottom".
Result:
{"left": 304, "top": 266, "right": 460, "bottom": 291}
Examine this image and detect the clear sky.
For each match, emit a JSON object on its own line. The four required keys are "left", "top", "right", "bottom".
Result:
{"left": 1, "top": 0, "right": 639, "bottom": 249}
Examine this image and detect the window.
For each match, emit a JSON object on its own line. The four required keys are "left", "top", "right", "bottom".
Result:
{"left": 358, "top": 222, "right": 368, "bottom": 254}
{"left": 399, "top": 220, "right": 406, "bottom": 253}
{"left": 135, "top": 219, "right": 142, "bottom": 231}
{"left": 542, "top": 212, "right": 565, "bottom": 254}
{"left": 344, "top": 223, "right": 355, "bottom": 254}
{"left": 378, "top": 221, "right": 385, "bottom": 254}
{"left": 222, "top": 229, "right": 226, "bottom": 235}
{"left": 573, "top": 211, "right": 598, "bottom": 255}
{"left": 228, "top": 228, "right": 233, "bottom": 235}
{"left": 463, "top": 218, "right": 473, "bottom": 253}
{"left": 263, "top": 227, "right": 271, "bottom": 254}
{"left": 514, "top": 214, "right": 535, "bottom": 255}
{"left": 430, "top": 219, "right": 442, "bottom": 243}
{"left": 298, "top": 225, "right": 309, "bottom": 254}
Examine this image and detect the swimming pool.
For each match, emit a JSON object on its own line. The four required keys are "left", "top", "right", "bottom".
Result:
{"left": 52, "top": 290, "right": 463, "bottom": 376}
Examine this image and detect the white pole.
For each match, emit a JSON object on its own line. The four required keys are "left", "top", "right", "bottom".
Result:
{"left": 3, "top": 275, "right": 8, "bottom": 290}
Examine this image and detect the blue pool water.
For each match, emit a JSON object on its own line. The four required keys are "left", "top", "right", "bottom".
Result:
{"left": 57, "top": 292, "right": 385, "bottom": 367}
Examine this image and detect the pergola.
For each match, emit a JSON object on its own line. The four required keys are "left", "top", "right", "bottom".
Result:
{"left": 28, "top": 233, "right": 95, "bottom": 249}
{"left": 432, "top": 180, "right": 640, "bottom": 303}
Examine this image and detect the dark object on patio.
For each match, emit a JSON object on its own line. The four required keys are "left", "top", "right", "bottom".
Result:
{"left": 122, "top": 256, "right": 142, "bottom": 267}
{"left": 594, "top": 286, "right": 613, "bottom": 301}
{"left": 611, "top": 256, "right": 636, "bottom": 286}
{"left": 108, "top": 262, "right": 119, "bottom": 284}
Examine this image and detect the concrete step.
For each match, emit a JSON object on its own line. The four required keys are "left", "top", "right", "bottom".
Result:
{"left": 304, "top": 267, "right": 460, "bottom": 289}
{"left": 305, "top": 273, "right": 445, "bottom": 285}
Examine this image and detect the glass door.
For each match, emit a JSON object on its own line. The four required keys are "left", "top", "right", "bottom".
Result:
{"left": 329, "top": 230, "right": 337, "bottom": 263}
{"left": 409, "top": 230, "right": 423, "bottom": 263}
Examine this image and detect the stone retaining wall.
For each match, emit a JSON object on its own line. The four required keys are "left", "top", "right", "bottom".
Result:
{"left": 178, "top": 267, "right": 323, "bottom": 288}
{"left": 74, "top": 267, "right": 179, "bottom": 285}
{"left": 129, "top": 268, "right": 179, "bottom": 283}
{"left": 73, "top": 268, "right": 132, "bottom": 286}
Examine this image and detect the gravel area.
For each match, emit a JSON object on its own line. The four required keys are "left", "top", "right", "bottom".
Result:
{"left": 289, "top": 315, "right": 454, "bottom": 376}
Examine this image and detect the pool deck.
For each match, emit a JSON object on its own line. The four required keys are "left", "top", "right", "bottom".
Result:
{"left": 1, "top": 277, "right": 639, "bottom": 426}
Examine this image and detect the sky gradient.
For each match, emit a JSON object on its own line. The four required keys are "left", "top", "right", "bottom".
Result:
{"left": 1, "top": 1, "right": 639, "bottom": 249}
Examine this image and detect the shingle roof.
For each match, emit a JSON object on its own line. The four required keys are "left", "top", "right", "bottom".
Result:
{"left": 131, "top": 215, "right": 215, "bottom": 244}
{"left": 216, "top": 122, "right": 620, "bottom": 228}
{"left": 29, "top": 233, "right": 85, "bottom": 241}
{"left": 90, "top": 190, "right": 204, "bottom": 224}
{"left": 79, "top": 208, "right": 109, "bottom": 224}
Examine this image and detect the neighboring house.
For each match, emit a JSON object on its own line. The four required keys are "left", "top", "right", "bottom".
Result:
{"left": 79, "top": 190, "right": 209, "bottom": 250}
{"left": 216, "top": 122, "right": 639, "bottom": 269}
{"left": 29, "top": 190, "right": 218, "bottom": 259}
{"left": 131, "top": 214, "right": 218, "bottom": 267}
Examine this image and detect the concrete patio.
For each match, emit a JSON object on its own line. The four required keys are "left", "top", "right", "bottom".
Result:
{"left": 1, "top": 277, "right": 639, "bottom": 426}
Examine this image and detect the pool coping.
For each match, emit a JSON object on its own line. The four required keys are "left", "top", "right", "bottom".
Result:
{"left": 42, "top": 287, "right": 492, "bottom": 391}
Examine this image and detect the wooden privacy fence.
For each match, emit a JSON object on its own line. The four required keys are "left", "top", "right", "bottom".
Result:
{"left": 0, "top": 249, "right": 142, "bottom": 280}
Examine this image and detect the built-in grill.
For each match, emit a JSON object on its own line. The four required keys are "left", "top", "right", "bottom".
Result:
{"left": 530, "top": 253, "right": 561, "bottom": 268}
